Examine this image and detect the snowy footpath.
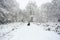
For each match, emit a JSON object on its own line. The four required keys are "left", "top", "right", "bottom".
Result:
{"left": 0, "top": 22, "right": 60, "bottom": 40}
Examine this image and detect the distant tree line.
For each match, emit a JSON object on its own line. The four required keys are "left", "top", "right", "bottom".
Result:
{"left": 0, "top": 0, "right": 60, "bottom": 24}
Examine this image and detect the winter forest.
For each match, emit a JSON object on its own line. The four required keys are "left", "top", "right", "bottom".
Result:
{"left": 0, "top": 0, "right": 60, "bottom": 24}
{"left": 0, "top": 0, "right": 60, "bottom": 40}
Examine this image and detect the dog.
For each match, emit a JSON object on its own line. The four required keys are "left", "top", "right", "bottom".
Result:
{"left": 27, "top": 22, "right": 30, "bottom": 26}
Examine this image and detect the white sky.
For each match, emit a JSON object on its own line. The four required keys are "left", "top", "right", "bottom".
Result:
{"left": 16, "top": 0, "right": 52, "bottom": 9}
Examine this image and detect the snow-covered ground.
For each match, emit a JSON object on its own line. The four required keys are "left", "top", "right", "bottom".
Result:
{"left": 0, "top": 22, "right": 60, "bottom": 40}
